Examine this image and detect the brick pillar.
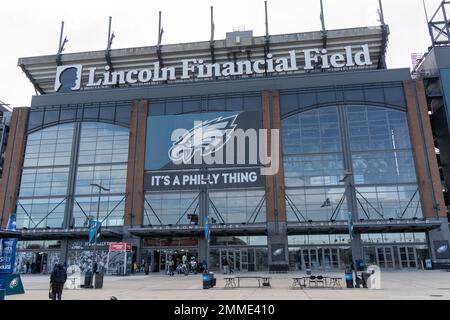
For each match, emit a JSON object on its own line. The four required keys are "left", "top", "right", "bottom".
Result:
{"left": 404, "top": 80, "right": 450, "bottom": 267}
{"left": 0, "top": 107, "right": 29, "bottom": 228}
{"left": 124, "top": 100, "right": 148, "bottom": 228}
{"left": 262, "top": 90, "right": 289, "bottom": 272}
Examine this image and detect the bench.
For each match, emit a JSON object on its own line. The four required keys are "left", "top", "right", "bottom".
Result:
{"left": 237, "top": 276, "right": 262, "bottom": 288}
{"left": 224, "top": 276, "right": 272, "bottom": 288}
{"left": 224, "top": 277, "right": 237, "bottom": 288}
{"left": 328, "top": 277, "right": 343, "bottom": 289}
{"left": 291, "top": 277, "right": 307, "bottom": 289}
{"left": 301, "top": 276, "right": 343, "bottom": 289}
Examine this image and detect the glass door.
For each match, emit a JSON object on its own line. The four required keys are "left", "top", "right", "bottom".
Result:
{"left": 247, "top": 249, "right": 256, "bottom": 272}
{"left": 240, "top": 249, "right": 248, "bottom": 272}
{"left": 385, "top": 247, "right": 394, "bottom": 268}
{"left": 323, "top": 248, "right": 332, "bottom": 269}
{"left": 310, "top": 249, "right": 319, "bottom": 269}
{"left": 376, "top": 247, "right": 395, "bottom": 269}
{"left": 302, "top": 249, "right": 310, "bottom": 269}
{"left": 331, "top": 248, "right": 340, "bottom": 269}
{"left": 398, "top": 246, "right": 417, "bottom": 269}
{"left": 235, "top": 250, "right": 241, "bottom": 272}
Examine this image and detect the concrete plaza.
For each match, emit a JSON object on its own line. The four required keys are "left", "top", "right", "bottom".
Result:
{"left": 6, "top": 270, "right": 450, "bottom": 300}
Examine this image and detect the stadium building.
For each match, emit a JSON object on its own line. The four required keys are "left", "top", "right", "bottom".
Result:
{"left": 2, "top": 4, "right": 450, "bottom": 274}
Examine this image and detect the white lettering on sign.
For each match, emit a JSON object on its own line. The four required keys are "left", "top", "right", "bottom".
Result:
{"left": 55, "top": 45, "right": 373, "bottom": 92}
{"left": 148, "top": 171, "right": 261, "bottom": 189}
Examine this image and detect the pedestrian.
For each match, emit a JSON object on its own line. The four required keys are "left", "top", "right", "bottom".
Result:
{"left": 222, "top": 257, "right": 229, "bottom": 274}
{"left": 190, "top": 257, "right": 198, "bottom": 274}
{"left": 26, "top": 261, "right": 30, "bottom": 274}
{"left": 168, "top": 257, "right": 175, "bottom": 276}
{"left": 144, "top": 262, "right": 149, "bottom": 275}
{"left": 181, "top": 254, "right": 188, "bottom": 276}
{"left": 50, "top": 263, "right": 67, "bottom": 300}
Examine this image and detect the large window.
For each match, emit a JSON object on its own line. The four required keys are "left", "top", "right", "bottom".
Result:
{"left": 17, "top": 122, "right": 129, "bottom": 229}
{"left": 73, "top": 123, "right": 129, "bottom": 227}
{"left": 282, "top": 107, "right": 348, "bottom": 222}
{"left": 282, "top": 105, "right": 421, "bottom": 223}
{"left": 17, "top": 124, "right": 74, "bottom": 229}
{"left": 347, "top": 106, "right": 421, "bottom": 219}
{"left": 144, "top": 189, "right": 266, "bottom": 225}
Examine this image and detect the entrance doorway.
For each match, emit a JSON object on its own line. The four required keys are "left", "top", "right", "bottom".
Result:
{"left": 376, "top": 246, "right": 395, "bottom": 269}
{"left": 397, "top": 246, "right": 418, "bottom": 269}
{"left": 160, "top": 249, "right": 198, "bottom": 272}
{"left": 34, "top": 252, "right": 48, "bottom": 273}
{"left": 219, "top": 249, "right": 249, "bottom": 273}
{"left": 299, "top": 247, "right": 342, "bottom": 270}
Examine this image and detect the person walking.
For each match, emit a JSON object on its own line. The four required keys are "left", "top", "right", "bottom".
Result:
{"left": 167, "top": 257, "right": 175, "bottom": 276}
{"left": 50, "top": 263, "right": 67, "bottom": 300}
{"left": 222, "top": 257, "right": 229, "bottom": 274}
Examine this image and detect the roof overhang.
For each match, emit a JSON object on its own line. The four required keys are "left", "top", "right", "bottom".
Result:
{"left": 18, "top": 26, "right": 389, "bottom": 95}
{"left": 0, "top": 230, "right": 21, "bottom": 239}
{"left": 16, "top": 227, "right": 123, "bottom": 240}
{"left": 287, "top": 219, "right": 442, "bottom": 235}
{"left": 129, "top": 223, "right": 267, "bottom": 237}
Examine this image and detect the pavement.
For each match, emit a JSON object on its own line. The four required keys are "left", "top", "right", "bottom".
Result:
{"left": 6, "top": 270, "right": 450, "bottom": 300}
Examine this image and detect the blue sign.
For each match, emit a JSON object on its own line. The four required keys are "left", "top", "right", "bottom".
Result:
{"left": 0, "top": 214, "right": 18, "bottom": 274}
{"left": 88, "top": 220, "right": 102, "bottom": 244}
{"left": 347, "top": 212, "right": 354, "bottom": 238}
{"left": 204, "top": 216, "right": 209, "bottom": 241}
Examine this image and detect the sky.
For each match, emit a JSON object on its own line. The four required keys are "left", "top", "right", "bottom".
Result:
{"left": 0, "top": 0, "right": 445, "bottom": 108}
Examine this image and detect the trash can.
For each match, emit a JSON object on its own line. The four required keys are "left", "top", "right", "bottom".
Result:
{"left": 84, "top": 271, "right": 93, "bottom": 288}
{"left": 202, "top": 271, "right": 211, "bottom": 289}
{"left": 361, "top": 272, "right": 371, "bottom": 288}
{"left": 94, "top": 272, "right": 104, "bottom": 289}
{"left": 425, "top": 259, "right": 433, "bottom": 270}
{"left": 345, "top": 268, "right": 354, "bottom": 288}
{"left": 209, "top": 272, "right": 216, "bottom": 287}
{"left": 0, "top": 289, "right": 5, "bottom": 300}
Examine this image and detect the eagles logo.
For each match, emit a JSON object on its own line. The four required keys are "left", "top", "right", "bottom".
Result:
{"left": 169, "top": 115, "right": 238, "bottom": 164}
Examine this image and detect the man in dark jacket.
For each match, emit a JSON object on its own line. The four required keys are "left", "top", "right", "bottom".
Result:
{"left": 50, "top": 263, "right": 67, "bottom": 300}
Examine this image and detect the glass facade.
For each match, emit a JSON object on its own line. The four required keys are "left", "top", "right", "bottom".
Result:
{"left": 73, "top": 122, "right": 129, "bottom": 227}
{"left": 347, "top": 106, "right": 421, "bottom": 219}
{"left": 144, "top": 189, "right": 266, "bottom": 225}
{"left": 17, "top": 122, "right": 129, "bottom": 229}
{"left": 17, "top": 124, "right": 74, "bottom": 229}
{"left": 282, "top": 105, "right": 421, "bottom": 225}
{"left": 283, "top": 107, "right": 348, "bottom": 221}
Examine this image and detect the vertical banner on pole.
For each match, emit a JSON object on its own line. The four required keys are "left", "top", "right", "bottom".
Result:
{"left": 204, "top": 216, "right": 209, "bottom": 242}
{"left": 347, "top": 212, "right": 354, "bottom": 239}
{"left": 0, "top": 214, "right": 18, "bottom": 274}
{"left": 0, "top": 213, "right": 25, "bottom": 296}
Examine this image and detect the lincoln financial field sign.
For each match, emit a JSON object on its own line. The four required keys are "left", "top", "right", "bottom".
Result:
{"left": 144, "top": 111, "right": 277, "bottom": 191}
{"left": 54, "top": 45, "right": 373, "bottom": 92}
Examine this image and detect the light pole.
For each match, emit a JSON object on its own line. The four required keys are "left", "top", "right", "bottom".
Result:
{"left": 90, "top": 181, "right": 110, "bottom": 278}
